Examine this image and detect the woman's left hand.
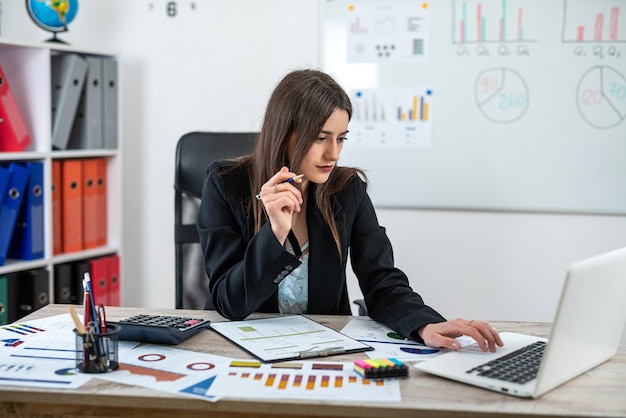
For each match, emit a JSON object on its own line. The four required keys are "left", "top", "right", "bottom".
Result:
{"left": 418, "top": 318, "right": 504, "bottom": 352}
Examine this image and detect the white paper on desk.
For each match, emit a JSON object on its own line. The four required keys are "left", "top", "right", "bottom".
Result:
{"left": 0, "top": 314, "right": 93, "bottom": 389}
{"left": 206, "top": 358, "right": 401, "bottom": 402}
{"left": 96, "top": 343, "right": 232, "bottom": 402}
{"left": 340, "top": 317, "right": 448, "bottom": 361}
{"left": 1, "top": 313, "right": 77, "bottom": 341}
{"left": 0, "top": 355, "right": 91, "bottom": 389}
{"left": 210, "top": 315, "right": 371, "bottom": 362}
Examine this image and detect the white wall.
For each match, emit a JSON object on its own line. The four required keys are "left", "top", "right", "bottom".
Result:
{"left": 2, "top": 1, "right": 625, "bottom": 344}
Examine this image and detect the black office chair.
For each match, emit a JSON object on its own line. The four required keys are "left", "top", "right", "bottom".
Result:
{"left": 174, "top": 131, "right": 257, "bottom": 309}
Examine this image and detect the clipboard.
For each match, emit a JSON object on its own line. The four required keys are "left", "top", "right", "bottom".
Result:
{"left": 210, "top": 315, "right": 373, "bottom": 363}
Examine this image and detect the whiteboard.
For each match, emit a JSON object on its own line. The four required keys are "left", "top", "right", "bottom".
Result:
{"left": 321, "top": 0, "right": 626, "bottom": 214}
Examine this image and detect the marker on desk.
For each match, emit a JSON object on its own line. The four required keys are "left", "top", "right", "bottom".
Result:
{"left": 98, "top": 304, "right": 107, "bottom": 333}
{"left": 82, "top": 283, "right": 92, "bottom": 331}
{"left": 83, "top": 273, "right": 99, "bottom": 333}
{"left": 283, "top": 174, "right": 304, "bottom": 184}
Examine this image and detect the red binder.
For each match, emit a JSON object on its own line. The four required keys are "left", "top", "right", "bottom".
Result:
{"left": 52, "top": 160, "right": 63, "bottom": 255}
{"left": 0, "top": 64, "right": 31, "bottom": 152}
{"left": 61, "top": 159, "right": 83, "bottom": 253}
{"left": 106, "top": 254, "right": 120, "bottom": 306}
{"left": 95, "top": 158, "right": 108, "bottom": 246}
{"left": 82, "top": 159, "right": 99, "bottom": 249}
{"left": 89, "top": 257, "right": 109, "bottom": 306}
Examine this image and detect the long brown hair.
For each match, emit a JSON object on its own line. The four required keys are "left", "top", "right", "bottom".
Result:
{"left": 242, "top": 69, "right": 365, "bottom": 257}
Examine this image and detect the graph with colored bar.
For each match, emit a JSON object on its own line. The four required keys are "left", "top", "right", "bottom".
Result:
{"left": 206, "top": 359, "right": 401, "bottom": 401}
{"left": 562, "top": 1, "right": 625, "bottom": 43}
{"left": 347, "top": 2, "right": 431, "bottom": 63}
{"left": 350, "top": 88, "right": 433, "bottom": 148}
{"left": 452, "top": 0, "right": 534, "bottom": 44}
{"left": 399, "top": 93, "right": 430, "bottom": 122}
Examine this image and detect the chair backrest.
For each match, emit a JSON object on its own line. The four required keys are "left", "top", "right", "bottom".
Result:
{"left": 174, "top": 131, "right": 257, "bottom": 309}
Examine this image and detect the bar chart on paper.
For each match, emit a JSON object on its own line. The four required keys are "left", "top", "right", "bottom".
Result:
{"left": 212, "top": 360, "right": 401, "bottom": 401}
{"left": 350, "top": 88, "right": 434, "bottom": 148}
{"left": 452, "top": 0, "right": 535, "bottom": 44}
{"left": 562, "top": 1, "right": 625, "bottom": 43}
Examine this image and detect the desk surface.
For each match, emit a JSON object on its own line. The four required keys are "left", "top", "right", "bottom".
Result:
{"left": 1, "top": 305, "right": 624, "bottom": 418}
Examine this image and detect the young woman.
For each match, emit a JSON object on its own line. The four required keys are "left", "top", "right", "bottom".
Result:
{"left": 197, "top": 69, "right": 502, "bottom": 352}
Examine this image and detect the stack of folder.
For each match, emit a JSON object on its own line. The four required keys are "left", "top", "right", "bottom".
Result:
{"left": 51, "top": 53, "right": 118, "bottom": 151}
{"left": 1, "top": 162, "right": 44, "bottom": 266}
{"left": 0, "top": 63, "right": 32, "bottom": 152}
{"left": 53, "top": 254, "right": 120, "bottom": 308}
{"left": 53, "top": 157, "right": 108, "bottom": 254}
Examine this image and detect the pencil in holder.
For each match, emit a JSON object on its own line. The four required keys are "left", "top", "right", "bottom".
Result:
{"left": 74, "top": 323, "right": 121, "bottom": 373}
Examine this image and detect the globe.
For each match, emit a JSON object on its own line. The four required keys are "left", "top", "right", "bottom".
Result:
{"left": 26, "top": 0, "right": 79, "bottom": 42}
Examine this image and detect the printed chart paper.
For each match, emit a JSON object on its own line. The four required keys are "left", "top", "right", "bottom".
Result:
{"left": 206, "top": 358, "right": 401, "bottom": 402}
{"left": 0, "top": 314, "right": 93, "bottom": 389}
{"left": 96, "top": 343, "right": 231, "bottom": 402}
{"left": 210, "top": 315, "right": 372, "bottom": 362}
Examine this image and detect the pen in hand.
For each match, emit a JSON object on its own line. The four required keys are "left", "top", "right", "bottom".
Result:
{"left": 283, "top": 174, "right": 304, "bottom": 184}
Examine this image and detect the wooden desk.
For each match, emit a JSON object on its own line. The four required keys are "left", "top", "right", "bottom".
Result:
{"left": 1, "top": 305, "right": 624, "bottom": 418}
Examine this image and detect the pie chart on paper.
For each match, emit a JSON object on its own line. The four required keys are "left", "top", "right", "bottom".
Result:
{"left": 577, "top": 65, "right": 626, "bottom": 130}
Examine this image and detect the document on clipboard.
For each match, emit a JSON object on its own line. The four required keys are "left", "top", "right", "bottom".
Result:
{"left": 210, "top": 315, "right": 373, "bottom": 363}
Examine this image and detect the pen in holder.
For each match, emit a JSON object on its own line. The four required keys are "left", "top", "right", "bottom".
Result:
{"left": 74, "top": 323, "right": 120, "bottom": 373}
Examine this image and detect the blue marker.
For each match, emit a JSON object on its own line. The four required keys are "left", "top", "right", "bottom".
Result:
{"left": 400, "top": 346, "right": 440, "bottom": 355}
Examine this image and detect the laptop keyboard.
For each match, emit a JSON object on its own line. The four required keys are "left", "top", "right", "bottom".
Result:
{"left": 466, "top": 341, "right": 546, "bottom": 384}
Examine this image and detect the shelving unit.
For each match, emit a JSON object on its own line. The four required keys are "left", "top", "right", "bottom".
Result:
{"left": 0, "top": 38, "right": 122, "bottom": 319}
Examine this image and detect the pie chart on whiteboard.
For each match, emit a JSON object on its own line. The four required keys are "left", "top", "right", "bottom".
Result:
{"left": 475, "top": 67, "right": 529, "bottom": 124}
{"left": 577, "top": 65, "right": 626, "bottom": 130}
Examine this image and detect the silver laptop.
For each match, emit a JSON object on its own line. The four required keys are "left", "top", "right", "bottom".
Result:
{"left": 415, "top": 247, "right": 626, "bottom": 398}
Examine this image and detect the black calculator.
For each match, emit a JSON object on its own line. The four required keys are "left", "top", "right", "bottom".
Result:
{"left": 110, "top": 314, "right": 211, "bottom": 345}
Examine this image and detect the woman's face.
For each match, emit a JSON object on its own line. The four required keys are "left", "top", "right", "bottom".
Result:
{"left": 294, "top": 108, "right": 349, "bottom": 185}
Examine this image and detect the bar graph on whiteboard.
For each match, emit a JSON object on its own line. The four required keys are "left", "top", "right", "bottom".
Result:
{"left": 349, "top": 88, "right": 433, "bottom": 149}
{"left": 562, "top": 1, "right": 625, "bottom": 43}
{"left": 452, "top": 0, "right": 535, "bottom": 44}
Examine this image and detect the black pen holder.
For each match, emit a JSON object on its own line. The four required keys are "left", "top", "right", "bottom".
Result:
{"left": 74, "top": 323, "right": 121, "bottom": 373}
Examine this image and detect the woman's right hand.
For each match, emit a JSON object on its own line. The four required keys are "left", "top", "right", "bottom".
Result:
{"left": 257, "top": 167, "right": 303, "bottom": 244}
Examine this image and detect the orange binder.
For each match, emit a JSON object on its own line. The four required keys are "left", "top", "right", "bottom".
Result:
{"left": 95, "top": 158, "right": 107, "bottom": 246}
{"left": 61, "top": 159, "right": 83, "bottom": 253}
{"left": 106, "top": 254, "right": 120, "bottom": 306}
{"left": 82, "top": 158, "right": 99, "bottom": 249}
{"left": 0, "top": 64, "right": 31, "bottom": 152}
{"left": 52, "top": 160, "right": 63, "bottom": 255}
{"left": 89, "top": 257, "right": 109, "bottom": 306}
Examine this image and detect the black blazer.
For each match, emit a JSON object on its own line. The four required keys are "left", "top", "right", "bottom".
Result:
{"left": 197, "top": 160, "right": 445, "bottom": 339}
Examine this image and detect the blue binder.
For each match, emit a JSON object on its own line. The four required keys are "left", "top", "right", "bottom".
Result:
{"left": 8, "top": 162, "right": 44, "bottom": 260}
{"left": 0, "top": 165, "right": 9, "bottom": 202}
{"left": 0, "top": 163, "right": 29, "bottom": 266}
